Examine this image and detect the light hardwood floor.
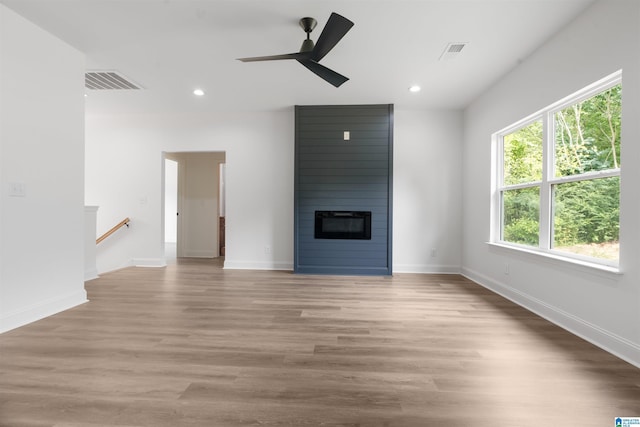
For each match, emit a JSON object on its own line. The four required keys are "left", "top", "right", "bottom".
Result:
{"left": 1, "top": 258, "right": 639, "bottom": 426}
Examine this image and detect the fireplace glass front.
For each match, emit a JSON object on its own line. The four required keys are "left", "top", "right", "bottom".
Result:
{"left": 314, "top": 211, "right": 371, "bottom": 240}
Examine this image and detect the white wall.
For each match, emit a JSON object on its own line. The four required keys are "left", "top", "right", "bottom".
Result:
{"left": 84, "top": 206, "right": 99, "bottom": 281}
{"left": 164, "top": 159, "right": 178, "bottom": 243}
{"left": 85, "top": 111, "right": 295, "bottom": 272}
{"left": 462, "top": 0, "right": 640, "bottom": 366}
{"left": 393, "top": 109, "right": 463, "bottom": 273}
{"left": 0, "top": 5, "right": 87, "bottom": 332}
{"left": 85, "top": 109, "right": 463, "bottom": 275}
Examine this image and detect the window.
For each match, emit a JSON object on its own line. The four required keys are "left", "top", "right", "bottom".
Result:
{"left": 494, "top": 72, "right": 621, "bottom": 266}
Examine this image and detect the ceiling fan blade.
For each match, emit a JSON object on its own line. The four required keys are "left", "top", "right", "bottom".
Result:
{"left": 297, "top": 59, "right": 349, "bottom": 87}
{"left": 311, "top": 12, "right": 354, "bottom": 62}
{"left": 237, "top": 52, "right": 308, "bottom": 62}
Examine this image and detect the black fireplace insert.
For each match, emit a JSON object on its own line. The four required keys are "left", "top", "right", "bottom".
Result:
{"left": 314, "top": 211, "right": 371, "bottom": 240}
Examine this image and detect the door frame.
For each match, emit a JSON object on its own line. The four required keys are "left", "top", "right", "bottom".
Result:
{"left": 162, "top": 151, "right": 226, "bottom": 259}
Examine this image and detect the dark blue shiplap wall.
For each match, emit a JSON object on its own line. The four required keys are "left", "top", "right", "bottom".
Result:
{"left": 294, "top": 104, "right": 393, "bottom": 275}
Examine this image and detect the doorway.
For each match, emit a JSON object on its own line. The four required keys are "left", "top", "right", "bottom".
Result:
{"left": 163, "top": 152, "right": 226, "bottom": 261}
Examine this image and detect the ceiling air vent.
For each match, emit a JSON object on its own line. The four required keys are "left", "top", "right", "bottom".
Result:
{"left": 439, "top": 42, "right": 467, "bottom": 61}
{"left": 85, "top": 71, "right": 142, "bottom": 90}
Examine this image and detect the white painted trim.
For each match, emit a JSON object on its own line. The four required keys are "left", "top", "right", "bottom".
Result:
{"left": 487, "top": 242, "right": 621, "bottom": 275}
{"left": 223, "top": 260, "right": 293, "bottom": 271}
{"left": 181, "top": 250, "right": 217, "bottom": 258}
{"left": 393, "top": 263, "right": 461, "bottom": 274}
{"left": 462, "top": 266, "right": 640, "bottom": 369}
{"left": 132, "top": 258, "right": 167, "bottom": 268}
{"left": 84, "top": 205, "right": 100, "bottom": 283}
{"left": 0, "top": 291, "right": 88, "bottom": 334}
{"left": 97, "top": 259, "right": 134, "bottom": 276}
{"left": 223, "top": 262, "right": 463, "bottom": 274}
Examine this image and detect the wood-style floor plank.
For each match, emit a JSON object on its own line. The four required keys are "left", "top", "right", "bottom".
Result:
{"left": 1, "top": 258, "right": 639, "bottom": 426}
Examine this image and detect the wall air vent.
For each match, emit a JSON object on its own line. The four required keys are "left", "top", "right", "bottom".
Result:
{"left": 85, "top": 71, "right": 142, "bottom": 90}
{"left": 439, "top": 42, "right": 467, "bottom": 61}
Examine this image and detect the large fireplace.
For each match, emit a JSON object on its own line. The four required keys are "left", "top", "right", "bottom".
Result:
{"left": 314, "top": 211, "right": 371, "bottom": 240}
{"left": 294, "top": 104, "right": 393, "bottom": 275}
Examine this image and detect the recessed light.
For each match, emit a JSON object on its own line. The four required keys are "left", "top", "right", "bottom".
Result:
{"left": 193, "top": 88, "right": 205, "bottom": 96}
{"left": 409, "top": 85, "right": 421, "bottom": 93}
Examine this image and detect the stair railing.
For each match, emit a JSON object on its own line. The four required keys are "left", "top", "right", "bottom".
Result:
{"left": 96, "top": 217, "right": 130, "bottom": 244}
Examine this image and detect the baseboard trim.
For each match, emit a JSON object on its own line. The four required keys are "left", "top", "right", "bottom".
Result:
{"left": 393, "top": 263, "right": 461, "bottom": 274}
{"left": 295, "top": 265, "right": 392, "bottom": 276}
{"left": 132, "top": 258, "right": 167, "bottom": 268}
{"left": 462, "top": 266, "right": 640, "bottom": 369}
{"left": 224, "top": 260, "right": 293, "bottom": 271}
{"left": 182, "top": 250, "right": 217, "bottom": 258}
{"left": 0, "top": 290, "right": 88, "bottom": 334}
{"left": 222, "top": 261, "right": 461, "bottom": 274}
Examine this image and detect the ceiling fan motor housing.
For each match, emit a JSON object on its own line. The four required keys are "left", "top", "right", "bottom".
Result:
{"left": 300, "top": 39, "right": 314, "bottom": 52}
{"left": 299, "top": 17, "right": 317, "bottom": 34}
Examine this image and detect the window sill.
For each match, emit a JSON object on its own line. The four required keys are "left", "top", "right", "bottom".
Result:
{"left": 486, "top": 242, "right": 622, "bottom": 277}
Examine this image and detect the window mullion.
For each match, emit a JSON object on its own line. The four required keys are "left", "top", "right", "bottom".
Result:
{"left": 538, "top": 113, "right": 553, "bottom": 250}
{"left": 502, "top": 181, "right": 542, "bottom": 191}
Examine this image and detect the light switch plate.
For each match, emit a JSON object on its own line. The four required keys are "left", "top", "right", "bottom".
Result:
{"left": 9, "top": 182, "right": 26, "bottom": 197}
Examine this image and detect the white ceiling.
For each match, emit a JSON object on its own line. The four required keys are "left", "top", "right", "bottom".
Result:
{"left": 1, "top": 0, "right": 595, "bottom": 115}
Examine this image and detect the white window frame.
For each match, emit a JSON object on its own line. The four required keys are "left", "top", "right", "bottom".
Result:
{"left": 491, "top": 71, "right": 622, "bottom": 270}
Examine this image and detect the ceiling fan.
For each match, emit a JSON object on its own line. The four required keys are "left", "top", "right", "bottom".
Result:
{"left": 237, "top": 12, "right": 354, "bottom": 88}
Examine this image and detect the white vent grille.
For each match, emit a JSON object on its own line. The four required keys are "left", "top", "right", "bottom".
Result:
{"left": 85, "top": 71, "right": 142, "bottom": 90}
{"left": 439, "top": 42, "right": 467, "bottom": 61}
